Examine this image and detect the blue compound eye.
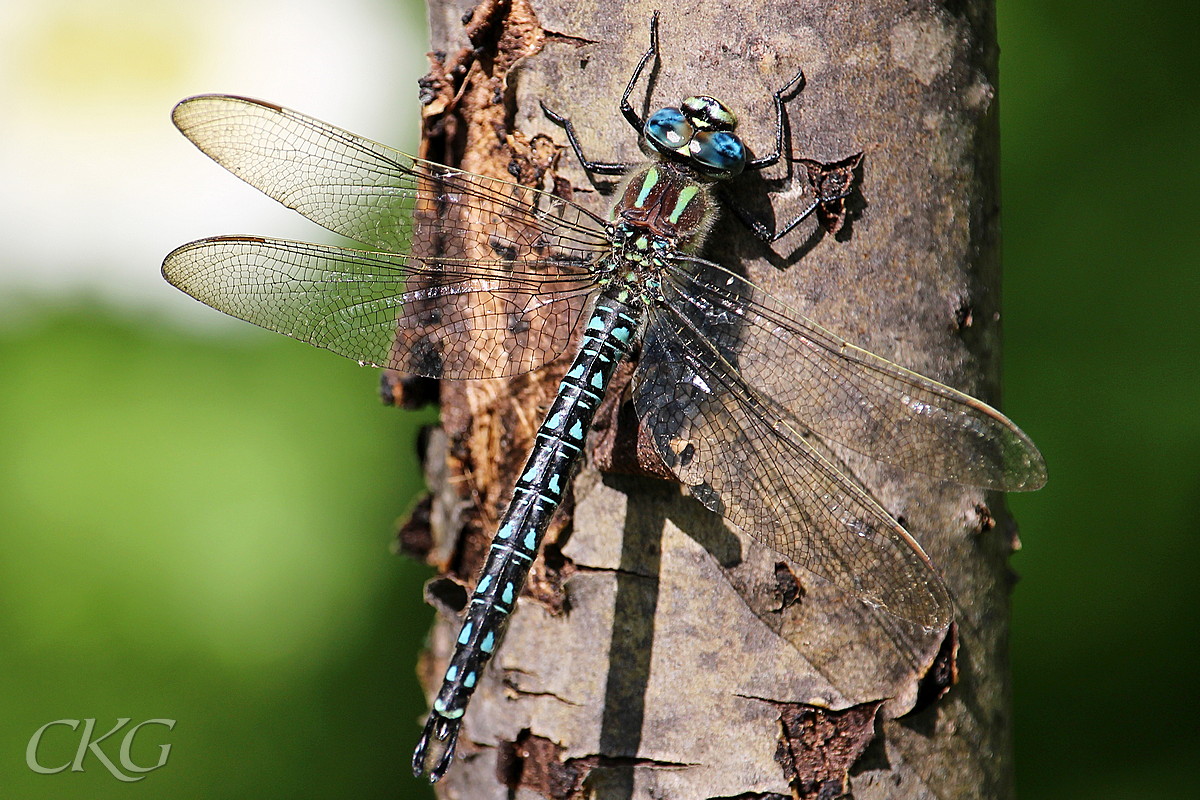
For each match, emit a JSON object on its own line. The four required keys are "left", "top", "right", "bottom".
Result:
{"left": 645, "top": 108, "right": 693, "bottom": 153}
{"left": 690, "top": 130, "right": 746, "bottom": 177}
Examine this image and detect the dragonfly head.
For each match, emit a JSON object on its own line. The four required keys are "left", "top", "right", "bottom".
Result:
{"left": 644, "top": 96, "right": 746, "bottom": 179}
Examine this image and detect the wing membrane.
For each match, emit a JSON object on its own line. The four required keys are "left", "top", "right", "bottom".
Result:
{"left": 171, "top": 94, "right": 611, "bottom": 258}
{"left": 163, "top": 236, "right": 596, "bottom": 379}
{"left": 634, "top": 306, "right": 953, "bottom": 628}
{"left": 662, "top": 256, "right": 1046, "bottom": 491}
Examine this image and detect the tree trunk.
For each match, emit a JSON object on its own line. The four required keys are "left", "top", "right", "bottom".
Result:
{"left": 409, "top": 1, "right": 1015, "bottom": 797}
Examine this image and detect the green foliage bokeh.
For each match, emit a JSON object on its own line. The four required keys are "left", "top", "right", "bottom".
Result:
{"left": 0, "top": 307, "right": 438, "bottom": 797}
{"left": 1001, "top": 2, "right": 1198, "bottom": 798}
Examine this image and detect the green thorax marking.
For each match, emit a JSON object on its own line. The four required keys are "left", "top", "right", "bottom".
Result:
{"left": 634, "top": 167, "right": 659, "bottom": 208}
{"left": 668, "top": 185, "right": 700, "bottom": 224}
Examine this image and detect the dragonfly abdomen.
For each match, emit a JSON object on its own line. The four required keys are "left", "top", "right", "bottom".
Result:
{"left": 414, "top": 289, "right": 641, "bottom": 779}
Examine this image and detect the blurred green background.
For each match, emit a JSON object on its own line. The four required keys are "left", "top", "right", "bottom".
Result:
{"left": 0, "top": 1, "right": 1195, "bottom": 798}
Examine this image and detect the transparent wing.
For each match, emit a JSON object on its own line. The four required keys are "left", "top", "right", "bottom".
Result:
{"left": 163, "top": 236, "right": 596, "bottom": 379}
{"left": 168, "top": 94, "right": 613, "bottom": 377}
{"left": 171, "top": 94, "right": 611, "bottom": 257}
{"left": 633, "top": 308, "right": 953, "bottom": 628}
{"left": 661, "top": 256, "right": 1047, "bottom": 491}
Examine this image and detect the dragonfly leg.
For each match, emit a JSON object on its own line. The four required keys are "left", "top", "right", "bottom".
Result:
{"left": 540, "top": 12, "right": 662, "bottom": 174}
{"left": 539, "top": 101, "right": 634, "bottom": 176}
{"left": 618, "top": 11, "right": 662, "bottom": 133}
{"left": 744, "top": 67, "right": 807, "bottom": 173}
{"left": 719, "top": 185, "right": 853, "bottom": 244}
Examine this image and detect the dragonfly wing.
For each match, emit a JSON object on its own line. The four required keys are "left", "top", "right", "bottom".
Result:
{"left": 163, "top": 236, "right": 596, "bottom": 379}
{"left": 634, "top": 304, "right": 953, "bottom": 629}
{"left": 662, "top": 256, "right": 1046, "bottom": 491}
{"left": 171, "top": 94, "right": 611, "bottom": 259}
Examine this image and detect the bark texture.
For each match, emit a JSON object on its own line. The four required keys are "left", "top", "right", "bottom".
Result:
{"left": 409, "top": 1, "right": 1015, "bottom": 797}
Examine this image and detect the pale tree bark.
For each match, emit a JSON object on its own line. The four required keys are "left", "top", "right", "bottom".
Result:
{"left": 402, "top": 0, "right": 1016, "bottom": 797}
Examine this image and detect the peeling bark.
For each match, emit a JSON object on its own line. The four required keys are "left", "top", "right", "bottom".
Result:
{"left": 407, "top": 1, "right": 1016, "bottom": 797}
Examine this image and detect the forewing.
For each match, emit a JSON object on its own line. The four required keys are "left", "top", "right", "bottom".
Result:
{"left": 662, "top": 256, "right": 1046, "bottom": 491}
{"left": 170, "top": 94, "right": 611, "bottom": 258}
{"left": 634, "top": 306, "right": 953, "bottom": 629}
{"left": 163, "top": 236, "right": 596, "bottom": 379}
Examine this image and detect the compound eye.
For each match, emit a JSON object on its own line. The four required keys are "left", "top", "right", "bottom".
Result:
{"left": 645, "top": 108, "right": 693, "bottom": 153}
{"left": 681, "top": 96, "right": 738, "bottom": 132}
{"left": 691, "top": 130, "right": 746, "bottom": 177}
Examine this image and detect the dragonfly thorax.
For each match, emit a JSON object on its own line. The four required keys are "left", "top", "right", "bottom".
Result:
{"left": 615, "top": 161, "right": 719, "bottom": 255}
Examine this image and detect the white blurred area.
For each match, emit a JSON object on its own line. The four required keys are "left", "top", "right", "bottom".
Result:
{"left": 0, "top": 0, "right": 426, "bottom": 324}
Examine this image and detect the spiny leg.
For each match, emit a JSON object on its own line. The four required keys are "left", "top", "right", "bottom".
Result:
{"left": 539, "top": 11, "right": 664, "bottom": 178}
{"left": 727, "top": 67, "right": 857, "bottom": 241}
{"left": 617, "top": 10, "right": 662, "bottom": 133}
{"left": 744, "top": 67, "right": 806, "bottom": 172}
{"left": 539, "top": 101, "right": 633, "bottom": 176}
{"left": 720, "top": 185, "right": 854, "bottom": 244}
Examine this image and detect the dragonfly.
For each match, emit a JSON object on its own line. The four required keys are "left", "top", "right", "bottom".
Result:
{"left": 163, "top": 15, "right": 1045, "bottom": 783}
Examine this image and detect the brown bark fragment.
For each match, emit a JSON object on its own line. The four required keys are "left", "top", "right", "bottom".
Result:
{"left": 496, "top": 731, "right": 582, "bottom": 798}
{"left": 777, "top": 700, "right": 885, "bottom": 800}
{"left": 796, "top": 151, "right": 865, "bottom": 235}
